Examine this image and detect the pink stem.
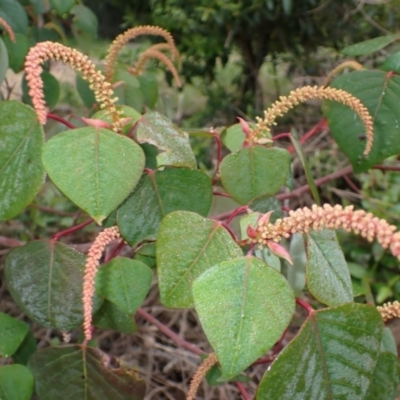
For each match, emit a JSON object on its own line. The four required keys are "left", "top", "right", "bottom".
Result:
{"left": 47, "top": 113, "right": 76, "bottom": 129}
{"left": 104, "top": 239, "right": 126, "bottom": 263}
{"left": 220, "top": 221, "right": 238, "bottom": 241}
{"left": 343, "top": 174, "right": 360, "bottom": 193}
{"left": 272, "top": 132, "right": 292, "bottom": 141}
{"left": 373, "top": 164, "right": 400, "bottom": 171}
{"left": 296, "top": 297, "right": 315, "bottom": 315}
{"left": 137, "top": 308, "right": 203, "bottom": 356}
{"left": 236, "top": 382, "right": 252, "bottom": 400}
{"left": 286, "top": 118, "right": 328, "bottom": 153}
{"left": 51, "top": 218, "right": 94, "bottom": 241}
{"left": 213, "top": 190, "right": 231, "bottom": 198}
{"left": 226, "top": 206, "right": 249, "bottom": 225}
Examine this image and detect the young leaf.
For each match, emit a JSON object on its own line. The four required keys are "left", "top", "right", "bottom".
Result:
{"left": 28, "top": 346, "right": 146, "bottom": 399}
{"left": 117, "top": 168, "right": 213, "bottom": 245}
{"left": 342, "top": 35, "right": 399, "bottom": 56}
{"left": 193, "top": 256, "right": 295, "bottom": 379}
{"left": 0, "top": 313, "right": 29, "bottom": 357}
{"left": 0, "top": 364, "right": 34, "bottom": 400}
{"left": 306, "top": 229, "right": 353, "bottom": 306}
{"left": 157, "top": 211, "right": 243, "bottom": 308}
{"left": 220, "top": 146, "right": 291, "bottom": 204}
{"left": 42, "top": 127, "right": 145, "bottom": 224}
{"left": 325, "top": 70, "right": 400, "bottom": 172}
{"left": 221, "top": 123, "right": 245, "bottom": 152}
{"left": 0, "top": 101, "right": 45, "bottom": 220}
{"left": 135, "top": 111, "right": 197, "bottom": 168}
{"left": 95, "top": 258, "right": 152, "bottom": 314}
{"left": 257, "top": 303, "right": 383, "bottom": 399}
{"left": 5, "top": 241, "right": 99, "bottom": 330}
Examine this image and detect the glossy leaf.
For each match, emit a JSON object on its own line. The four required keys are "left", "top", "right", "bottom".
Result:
{"left": 342, "top": 35, "right": 399, "bottom": 56}
{"left": 117, "top": 168, "right": 213, "bottom": 245}
{"left": 380, "top": 327, "right": 397, "bottom": 356}
{"left": 50, "top": 0, "right": 75, "bottom": 15}
{"left": 22, "top": 71, "right": 60, "bottom": 109}
{"left": 12, "top": 331, "right": 37, "bottom": 365}
{"left": 134, "top": 243, "right": 156, "bottom": 268}
{"left": 220, "top": 146, "right": 291, "bottom": 204}
{"left": 0, "top": 0, "right": 28, "bottom": 35}
{"left": 193, "top": 256, "right": 295, "bottom": 379}
{"left": 0, "top": 313, "right": 28, "bottom": 357}
{"left": 42, "top": 127, "right": 145, "bottom": 224}
{"left": 28, "top": 345, "right": 146, "bottom": 400}
{"left": 96, "top": 258, "right": 152, "bottom": 314}
{"left": 3, "top": 33, "right": 28, "bottom": 72}
{"left": 93, "top": 300, "right": 138, "bottom": 334}
{"left": 365, "top": 352, "right": 400, "bottom": 400}
{"left": 248, "top": 195, "right": 282, "bottom": 221}
{"left": 157, "top": 211, "right": 243, "bottom": 308}
{"left": 0, "top": 101, "right": 45, "bottom": 220}
{"left": 257, "top": 303, "right": 383, "bottom": 399}
{"left": 135, "top": 111, "right": 197, "bottom": 168}
{"left": 4, "top": 240, "right": 94, "bottom": 330}
{"left": 325, "top": 70, "right": 400, "bottom": 172}
{"left": 0, "top": 365, "right": 34, "bottom": 400}
{"left": 0, "top": 37, "right": 8, "bottom": 86}
{"left": 287, "top": 233, "right": 307, "bottom": 295}
{"left": 306, "top": 229, "right": 353, "bottom": 306}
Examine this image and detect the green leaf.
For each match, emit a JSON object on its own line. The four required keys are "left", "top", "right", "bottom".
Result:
{"left": 342, "top": 35, "right": 399, "bottom": 56}
{"left": 135, "top": 111, "right": 197, "bottom": 168}
{"left": 380, "top": 51, "right": 400, "bottom": 74}
{"left": 137, "top": 73, "right": 159, "bottom": 109}
{"left": 134, "top": 243, "right": 156, "bottom": 268}
{"left": 282, "top": 0, "right": 292, "bottom": 15}
{"left": 306, "top": 229, "right": 353, "bottom": 306}
{"left": 287, "top": 233, "right": 307, "bottom": 295}
{"left": 96, "top": 258, "right": 152, "bottom": 314}
{"left": 220, "top": 146, "right": 291, "bottom": 204}
{"left": 221, "top": 123, "right": 245, "bottom": 152}
{"left": 114, "top": 68, "right": 144, "bottom": 110}
{"left": 193, "top": 256, "right": 295, "bottom": 379}
{"left": 76, "top": 74, "right": 95, "bottom": 108}
{"left": 29, "top": 0, "right": 48, "bottom": 14}
{"left": 0, "top": 37, "right": 8, "bottom": 86}
{"left": 12, "top": 331, "right": 37, "bottom": 365}
{"left": 257, "top": 303, "right": 383, "bottom": 399}
{"left": 239, "top": 212, "right": 260, "bottom": 240}
{"left": 365, "top": 352, "right": 400, "bottom": 400}
{"left": 0, "top": 101, "right": 45, "bottom": 220}
{"left": 117, "top": 168, "right": 213, "bottom": 245}
{"left": 325, "top": 70, "right": 400, "bottom": 172}
{"left": 157, "top": 211, "right": 243, "bottom": 308}
{"left": 0, "top": 313, "right": 28, "bottom": 357}
{"left": 0, "top": 0, "right": 28, "bottom": 35}
{"left": 93, "top": 300, "right": 138, "bottom": 334}
{"left": 93, "top": 105, "right": 141, "bottom": 136}
{"left": 380, "top": 327, "right": 397, "bottom": 356}
{"left": 28, "top": 346, "right": 146, "bottom": 399}
{"left": 0, "top": 365, "right": 34, "bottom": 400}
{"left": 50, "top": 0, "right": 75, "bottom": 15}
{"left": 42, "top": 127, "right": 145, "bottom": 224}
{"left": 4, "top": 241, "right": 97, "bottom": 330}
{"left": 70, "top": 4, "right": 98, "bottom": 39}
{"left": 22, "top": 71, "right": 60, "bottom": 110}
{"left": 248, "top": 195, "right": 282, "bottom": 220}
{"left": 3, "top": 33, "right": 28, "bottom": 72}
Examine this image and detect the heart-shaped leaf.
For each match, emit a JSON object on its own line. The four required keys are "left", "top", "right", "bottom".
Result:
{"left": 193, "top": 256, "right": 295, "bottom": 379}
{"left": 306, "top": 229, "right": 353, "bottom": 306}
{"left": 135, "top": 111, "right": 197, "bottom": 168}
{"left": 28, "top": 345, "right": 146, "bottom": 400}
{"left": 117, "top": 168, "right": 213, "bottom": 245}
{"left": 96, "top": 258, "right": 152, "bottom": 314}
{"left": 0, "top": 365, "right": 34, "bottom": 400}
{"left": 257, "top": 303, "right": 383, "bottom": 399}
{"left": 157, "top": 211, "right": 243, "bottom": 308}
{"left": 42, "top": 127, "right": 145, "bottom": 224}
{"left": 325, "top": 70, "right": 400, "bottom": 172}
{"left": 5, "top": 240, "right": 99, "bottom": 330}
{"left": 0, "top": 101, "right": 45, "bottom": 220}
{"left": 220, "top": 146, "right": 291, "bottom": 204}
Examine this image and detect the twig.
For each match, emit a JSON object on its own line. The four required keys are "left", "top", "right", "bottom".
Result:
{"left": 51, "top": 218, "right": 94, "bottom": 241}
{"left": 47, "top": 113, "right": 76, "bottom": 129}
{"left": 235, "top": 382, "right": 252, "bottom": 400}
{"left": 296, "top": 297, "right": 315, "bottom": 315}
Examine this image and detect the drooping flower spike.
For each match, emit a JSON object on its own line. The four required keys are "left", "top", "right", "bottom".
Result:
{"left": 250, "top": 86, "right": 374, "bottom": 155}
{"left": 25, "top": 42, "right": 121, "bottom": 131}
{"left": 104, "top": 25, "right": 179, "bottom": 83}
{"left": 323, "top": 60, "right": 364, "bottom": 88}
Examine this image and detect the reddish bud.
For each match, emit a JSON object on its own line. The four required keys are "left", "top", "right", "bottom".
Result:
{"left": 247, "top": 224, "right": 257, "bottom": 239}
{"left": 267, "top": 241, "right": 293, "bottom": 265}
{"left": 237, "top": 117, "right": 251, "bottom": 137}
{"left": 82, "top": 118, "right": 112, "bottom": 129}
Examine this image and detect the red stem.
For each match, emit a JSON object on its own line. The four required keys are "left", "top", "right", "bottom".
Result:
{"left": 29, "top": 203, "right": 79, "bottom": 217}
{"left": 343, "top": 174, "right": 360, "bottom": 193}
{"left": 226, "top": 206, "right": 249, "bottom": 225}
{"left": 210, "top": 131, "right": 223, "bottom": 185}
{"left": 47, "top": 113, "right": 76, "bottom": 129}
{"left": 286, "top": 118, "right": 328, "bottom": 153}
{"left": 296, "top": 297, "right": 314, "bottom": 315}
{"left": 51, "top": 218, "right": 94, "bottom": 241}
{"left": 137, "top": 308, "right": 203, "bottom": 356}
{"left": 272, "top": 132, "right": 292, "bottom": 141}
{"left": 104, "top": 239, "right": 126, "bottom": 263}
{"left": 236, "top": 382, "right": 252, "bottom": 400}
{"left": 213, "top": 190, "right": 231, "bottom": 198}
{"left": 373, "top": 164, "right": 400, "bottom": 171}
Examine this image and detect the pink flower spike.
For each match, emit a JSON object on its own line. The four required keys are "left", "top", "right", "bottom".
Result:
{"left": 82, "top": 117, "right": 112, "bottom": 129}
{"left": 237, "top": 117, "right": 251, "bottom": 137}
{"left": 267, "top": 241, "right": 293, "bottom": 265}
